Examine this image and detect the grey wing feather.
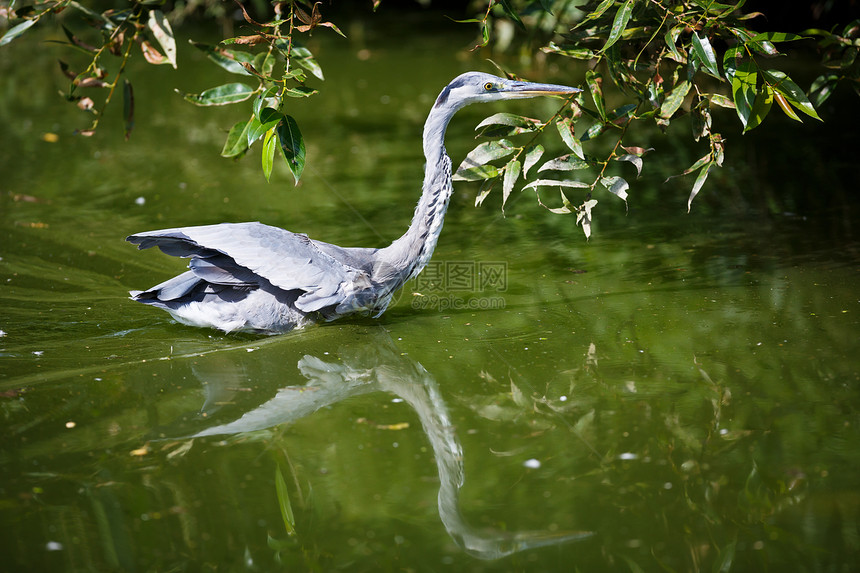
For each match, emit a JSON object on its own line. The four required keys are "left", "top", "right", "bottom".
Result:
{"left": 127, "top": 222, "right": 371, "bottom": 312}
{"left": 188, "top": 257, "right": 258, "bottom": 286}
{"left": 132, "top": 271, "right": 201, "bottom": 301}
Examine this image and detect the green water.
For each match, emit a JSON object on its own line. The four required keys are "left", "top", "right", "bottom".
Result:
{"left": 1, "top": 18, "right": 859, "bottom": 572}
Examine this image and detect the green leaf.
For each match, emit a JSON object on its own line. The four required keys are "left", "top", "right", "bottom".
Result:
{"left": 537, "top": 188, "right": 577, "bottom": 215}
{"left": 246, "top": 117, "right": 264, "bottom": 146}
{"left": 714, "top": 538, "right": 737, "bottom": 573}
{"left": 293, "top": 42, "right": 325, "bottom": 80}
{"left": 68, "top": 1, "right": 115, "bottom": 28}
{"left": 577, "top": 198, "right": 598, "bottom": 239}
{"left": 221, "top": 118, "right": 253, "bottom": 157}
{"left": 761, "top": 69, "right": 822, "bottom": 121}
{"left": 555, "top": 117, "right": 584, "bottom": 159}
{"left": 281, "top": 68, "right": 308, "bottom": 83}
{"left": 453, "top": 165, "right": 500, "bottom": 182}
{"left": 709, "top": 93, "right": 735, "bottom": 108}
{"left": 600, "top": 176, "right": 629, "bottom": 203}
{"left": 475, "top": 180, "right": 493, "bottom": 207}
{"left": 690, "top": 0, "right": 741, "bottom": 15}
{"left": 730, "top": 27, "right": 779, "bottom": 56}
{"left": 0, "top": 19, "right": 37, "bottom": 47}
{"left": 497, "top": 0, "right": 526, "bottom": 30}
{"left": 604, "top": 43, "right": 642, "bottom": 96}
{"left": 539, "top": 155, "right": 590, "bottom": 172}
{"left": 274, "top": 40, "right": 326, "bottom": 81}
{"left": 690, "top": 96, "right": 712, "bottom": 141}
{"left": 691, "top": 33, "right": 720, "bottom": 78}
{"left": 274, "top": 466, "right": 296, "bottom": 536}
{"left": 615, "top": 154, "right": 643, "bottom": 177}
{"left": 475, "top": 113, "right": 541, "bottom": 137}
{"left": 522, "top": 179, "right": 590, "bottom": 191}
{"left": 282, "top": 85, "right": 319, "bottom": 98}
{"left": 253, "top": 50, "right": 276, "bottom": 79}
{"left": 669, "top": 154, "right": 712, "bottom": 180}
{"left": 586, "top": 70, "right": 606, "bottom": 121}
{"left": 541, "top": 42, "right": 595, "bottom": 60}
{"left": 180, "top": 83, "right": 255, "bottom": 106}
{"left": 147, "top": 10, "right": 177, "bottom": 69}
{"left": 582, "top": 123, "right": 605, "bottom": 141}
{"left": 809, "top": 73, "right": 839, "bottom": 107}
{"left": 248, "top": 107, "right": 285, "bottom": 146}
{"left": 660, "top": 80, "right": 691, "bottom": 119}
{"left": 602, "top": 0, "right": 634, "bottom": 52}
{"left": 122, "top": 79, "right": 134, "bottom": 141}
{"left": 262, "top": 128, "right": 276, "bottom": 181}
{"left": 277, "top": 115, "right": 306, "bottom": 185}
{"left": 502, "top": 159, "right": 521, "bottom": 210}
{"left": 687, "top": 162, "right": 713, "bottom": 212}
{"left": 479, "top": 21, "right": 490, "bottom": 48}
{"left": 722, "top": 44, "right": 741, "bottom": 80}
{"left": 664, "top": 25, "right": 685, "bottom": 62}
{"left": 456, "top": 140, "right": 516, "bottom": 177}
{"left": 607, "top": 103, "right": 638, "bottom": 122}
{"left": 751, "top": 31, "right": 804, "bottom": 43}
{"left": 190, "top": 41, "right": 254, "bottom": 76}
{"left": 523, "top": 145, "right": 544, "bottom": 176}
{"left": 254, "top": 86, "right": 279, "bottom": 119}
{"left": 730, "top": 60, "right": 757, "bottom": 127}
{"left": 579, "top": 0, "right": 615, "bottom": 25}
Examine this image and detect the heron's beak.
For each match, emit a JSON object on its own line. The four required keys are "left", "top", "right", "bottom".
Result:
{"left": 505, "top": 80, "right": 582, "bottom": 98}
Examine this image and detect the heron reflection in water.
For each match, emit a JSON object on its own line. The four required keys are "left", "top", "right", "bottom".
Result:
{"left": 164, "top": 329, "right": 592, "bottom": 559}
{"left": 127, "top": 72, "right": 580, "bottom": 333}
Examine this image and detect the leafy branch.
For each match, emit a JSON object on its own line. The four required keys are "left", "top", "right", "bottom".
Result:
{"left": 456, "top": 0, "right": 837, "bottom": 236}
{"left": 2, "top": 0, "right": 854, "bottom": 232}
{"left": 0, "top": 0, "right": 341, "bottom": 183}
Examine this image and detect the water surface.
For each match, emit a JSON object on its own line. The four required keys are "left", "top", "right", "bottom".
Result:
{"left": 1, "top": 18, "right": 858, "bottom": 572}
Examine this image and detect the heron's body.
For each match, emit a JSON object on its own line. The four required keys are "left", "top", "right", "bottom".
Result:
{"left": 128, "top": 72, "right": 579, "bottom": 334}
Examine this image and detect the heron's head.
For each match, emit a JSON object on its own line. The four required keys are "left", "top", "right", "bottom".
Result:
{"left": 434, "top": 72, "right": 581, "bottom": 111}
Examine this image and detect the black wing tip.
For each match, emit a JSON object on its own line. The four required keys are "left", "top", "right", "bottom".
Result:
{"left": 126, "top": 234, "right": 151, "bottom": 249}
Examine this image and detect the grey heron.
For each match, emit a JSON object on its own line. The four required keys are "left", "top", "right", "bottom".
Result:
{"left": 127, "top": 72, "right": 581, "bottom": 334}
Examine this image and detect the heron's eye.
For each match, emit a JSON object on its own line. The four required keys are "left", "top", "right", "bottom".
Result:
{"left": 483, "top": 82, "right": 494, "bottom": 91}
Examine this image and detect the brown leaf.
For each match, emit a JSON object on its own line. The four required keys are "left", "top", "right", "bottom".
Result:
{"left": 773, "top": 92, "right": 801, "bottom": 122}
{"left": 58, "top": 60, "right": 76, "bottom": 80}
{"left": 76, "top": 97, "right": 95, "bottom": 111}
{"left": 108, "top": 30, "right": 125, "bottom": 56}
{"left": 230, "top": 35, "right": 269, "bottom": 45}
{"left": 140, "top": 40, "right": 166, "bottom": 65}
{"left": 76, "top": 77, "right": 109, "bottom": 88}
{"left": 239, "top": 61, "right": 265, "bottom": 78}
{"left": 63, "top": 26, "right": 98, "bottom": 53}
{"left": 234, "top": 0, "right": 265, "bottom": 27}
{"left": 292, "top": 2, "right": 344, "bottom": 36}
{"left": 295, "top": 2, "right": 322, "bottom": 27}
{"left": 621, "top": 145, "right": 654, "bottom": 157}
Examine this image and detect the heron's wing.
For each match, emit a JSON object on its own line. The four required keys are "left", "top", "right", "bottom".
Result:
{"left": 127, "top": 222, "right": 370, "bottom": 312}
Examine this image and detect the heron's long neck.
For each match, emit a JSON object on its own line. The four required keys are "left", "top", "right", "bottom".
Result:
{"left": 378, "top": 103, "right": 457, "bottom": 285}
